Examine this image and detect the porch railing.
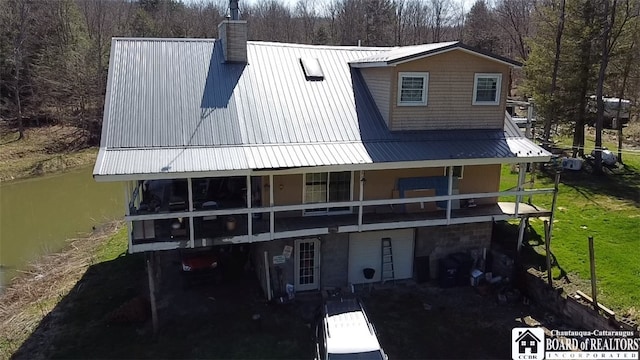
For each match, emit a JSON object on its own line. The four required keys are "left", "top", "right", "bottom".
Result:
{"left": 125, "top": 186, "right": 554, "bottom": 253}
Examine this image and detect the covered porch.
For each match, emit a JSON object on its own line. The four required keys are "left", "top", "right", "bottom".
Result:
{"left": 123, "top": 166, "right": 555, "bottom": 253}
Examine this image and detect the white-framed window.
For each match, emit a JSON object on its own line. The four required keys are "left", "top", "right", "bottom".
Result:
{"left": 397, "top": 72, "right": 429, "bottom": 106}
{"left": 444, "top": 166, "right": 464, "bottom": 179}
{"left": 303, "top": 171, "right": 353, "bottom": 215}
{"left": 472, "top": 73, "right": 502, "bottom": 105}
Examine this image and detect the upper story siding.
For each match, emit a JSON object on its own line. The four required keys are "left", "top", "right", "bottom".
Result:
{"left": 362, "top": 49, "right": 511, "bottom": 131}
{"left": 361, "top": 67, "right": 392, "bottom": 127}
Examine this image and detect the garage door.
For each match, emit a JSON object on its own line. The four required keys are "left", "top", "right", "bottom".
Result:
{"left": 348, "top": 229, "right": 414, "bottom": 284}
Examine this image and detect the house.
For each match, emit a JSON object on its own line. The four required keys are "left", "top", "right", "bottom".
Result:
{"left": 515, "top": 329, "right": 541, "bottom": 354}
{"left": 93, "top": 5, "right": 554, "bottom": 298}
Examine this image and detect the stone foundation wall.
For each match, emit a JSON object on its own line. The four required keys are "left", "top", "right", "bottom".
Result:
{"left": 415, "top": 222, "right": 493, "bottom": 279}
{"left": 521, "top": 268, "right": 638, "bottom": 331}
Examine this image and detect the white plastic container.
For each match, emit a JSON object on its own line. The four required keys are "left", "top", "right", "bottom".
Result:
{"left": 561, "top": 157, "right": 583, "bottom": 171}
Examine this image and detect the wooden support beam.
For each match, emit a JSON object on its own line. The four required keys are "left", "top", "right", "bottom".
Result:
{"left": 544, "top": 220, "right": 552, "bottom": 287}
{"left": 576, "top": 290, "right": 615, "bottom": 317}
{"left": 147, "top": 253, "right": 158, "bottom": 336}
{"left": 526, "top": 103, "right": 534, "bottom": 139}
{"left": 516, "top": 218, "right": 526, "bottom": 253}
{"left": 547, "top": 171, "right": 561, "bottom": 239}
{"left": 358, "top": 170, "right": 364, "bottom": 231}
{"left": 246, "top": 175, "right": 252, "bottom": 238}
{"left": 446, "top": 166, "right": 453, "bottom": 224}
{"left": 515, "top": 163, "right": 526, "bottom": 216}
{"left": 588, "top": 236, "right": 598, "bottom": 312}
{"left": 187, "top": 178, "right": 194, "bottom": 248}
{"left": 269, "top": 174, "right": 274, "bottom": 240}
{"left": 264, "top": 251, "right": 272, "bottom": 301}
{"left": 124, "top": 183, "right": 133, "bottom": 253}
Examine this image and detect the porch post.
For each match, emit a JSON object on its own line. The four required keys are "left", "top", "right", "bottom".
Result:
{"left": 516, "top": 217, "right": 527, "bottom": 252}
{"left": 446, "top": 166, "right": 453, "bottom": 224}
{"left": 269, "top": 174, "right": 274, "bottom": 239}
{"left": 147, "top": 253, "right": 159, "bottom": 336}
{"left": 358, "top": 170, "right": 364, "bottom": 231}
{"left": 515, "top": 162, "right": 526, "bottom": 217}
{"left": 528, "top": 162, "right": 536, "bottom": 204}
{"left": 187, "top": 178, "right": 194, "bottom": 248}
{"left": 246, "top": 175, "right": 252, "bottom": 238}
{"left": 547, "top": 170, "right": 561, "bottom": 245}
{"left": 526, "top": 102, "right": 534, "bottom": 139}
{"left": 124, "top": 182, "right": 133, "bottom": 253}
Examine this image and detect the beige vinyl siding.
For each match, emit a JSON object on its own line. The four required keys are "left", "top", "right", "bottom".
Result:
{"left": 390, "top": 49, "right": 510, "bottom": 131}
{"left": 270, "top": 165, "right": 501, "bottom": 210}
{"left": 272, "top": 174, "right": 303, "bottom": 206}
{"left": 360, "top": 67, "right": 392, "bottom": 126}
{"left": 458, "top": 164, "right": 501, "bottom": 204}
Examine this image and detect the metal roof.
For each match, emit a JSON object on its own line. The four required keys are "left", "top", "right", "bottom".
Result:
{"left": 94, "top": 38, "right": 545, "bottom": 180}
{"left": 349, "top": 41, "right": 523, "bottom": 68}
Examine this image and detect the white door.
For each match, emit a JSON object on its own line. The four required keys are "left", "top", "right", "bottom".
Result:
{"left": 294, "top": 239, "right": 320, "bottom": 291}
{"left": 348, "top": 229, "right": 414, "bottom": 284}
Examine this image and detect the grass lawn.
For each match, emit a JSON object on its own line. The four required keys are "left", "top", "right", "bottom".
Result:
{"left": 499, "top": 135, "right": 640, "bottom": 317}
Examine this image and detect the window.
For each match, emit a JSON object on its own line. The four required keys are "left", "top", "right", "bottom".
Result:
{"left": 398, "top": 72, "right": 428, "bottom": 106}
{"left": 304, "top": 171, "right": 352, "bottom": 214}
{"left": 473, "top": 73, "right": 502, "bottom": 105}
{"left": 444, "top": 166, "right": 464, "bottom": 179}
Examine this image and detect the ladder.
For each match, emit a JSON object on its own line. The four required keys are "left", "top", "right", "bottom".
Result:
{"left": 381, "top": 238, "right": 395, "bottom": 283}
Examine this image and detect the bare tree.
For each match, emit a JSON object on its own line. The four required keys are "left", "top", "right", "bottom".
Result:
{"left": 246, "top": 0, "right": 293, "bottom": 42}
{"left": 494, "top": 0, "right": 535, "bottom": 60}
{"left": 542, "top": 0, "right": 565, "bottom": 146}
{"left": 430, "top": 0, "right": 453, "bottom": 42}
{"left": 6, "top": 0, "right": 32, "bottom": 139}
{"left": 295, "top": 0, "right": 318, "bottom": 44}
{"left": 594, "top": 0, "right": 638, "bottom": 172}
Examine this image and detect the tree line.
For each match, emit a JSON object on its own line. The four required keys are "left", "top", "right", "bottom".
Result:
{"left": 1, "top": 0, "right": 638, "bottom": 173}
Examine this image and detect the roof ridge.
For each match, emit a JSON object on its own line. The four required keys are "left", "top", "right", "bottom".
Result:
{"left": 247, "top": 40, "right": 389, "bottom": 51}
{"left": 113, "top": 37, "right": 216, "bottom": 42}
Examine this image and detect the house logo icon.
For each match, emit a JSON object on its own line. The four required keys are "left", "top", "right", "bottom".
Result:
{"left": 512, "top": 327, "right": 545, "bottom": 360}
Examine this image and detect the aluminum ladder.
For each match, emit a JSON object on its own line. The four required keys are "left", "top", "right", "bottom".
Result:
{"left": 381, "top": 238, "right": 395, "bottom": 283}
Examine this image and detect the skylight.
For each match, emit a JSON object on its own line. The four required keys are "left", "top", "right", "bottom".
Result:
{"left": 300, "top": 57, "right": 324, "bottom": 81}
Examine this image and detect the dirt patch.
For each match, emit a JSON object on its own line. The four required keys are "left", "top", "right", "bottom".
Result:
{"left": 6, "top": 242, "right": 554, "bottom": 360}
{"left": 364, "top": 283, "right": 551, "bottom": 359}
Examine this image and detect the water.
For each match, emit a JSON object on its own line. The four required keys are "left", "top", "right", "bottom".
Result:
{"left": 0, "top": 166, "right": 123, "bottom": 290}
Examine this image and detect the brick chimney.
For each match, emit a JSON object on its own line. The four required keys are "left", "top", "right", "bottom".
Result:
{"left": 218, "top": 0, "right": 247, "bottom": 63}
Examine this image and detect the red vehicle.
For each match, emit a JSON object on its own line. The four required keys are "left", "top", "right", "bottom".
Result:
{"left": 180, "top": 250, "right": 221, "bottom": 287}
{"left": 181, "top": 251, "right": 219, "bottom": 272}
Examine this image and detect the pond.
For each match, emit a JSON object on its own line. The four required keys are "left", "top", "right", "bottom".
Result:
{"left": 0, "top": 166, "right": 123, "bottom": 290}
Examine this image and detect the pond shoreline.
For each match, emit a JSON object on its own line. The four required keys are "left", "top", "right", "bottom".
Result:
{"left": 0, "top": 221, "right": 127, "bottom": 359}
{"left": 0, "top": 126, "right": 98, "bottom": 183}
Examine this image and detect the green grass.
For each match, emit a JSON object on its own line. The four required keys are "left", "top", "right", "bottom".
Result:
{"left": 499, "top": 136, "right": 640, "bottom": 315}
{"left": 94, "top": 225, "right": 129, "bottom": 262}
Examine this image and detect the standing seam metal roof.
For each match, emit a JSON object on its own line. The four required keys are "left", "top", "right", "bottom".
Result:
{"left": 94, "top": 39, "right": 548, "bottom": 178}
